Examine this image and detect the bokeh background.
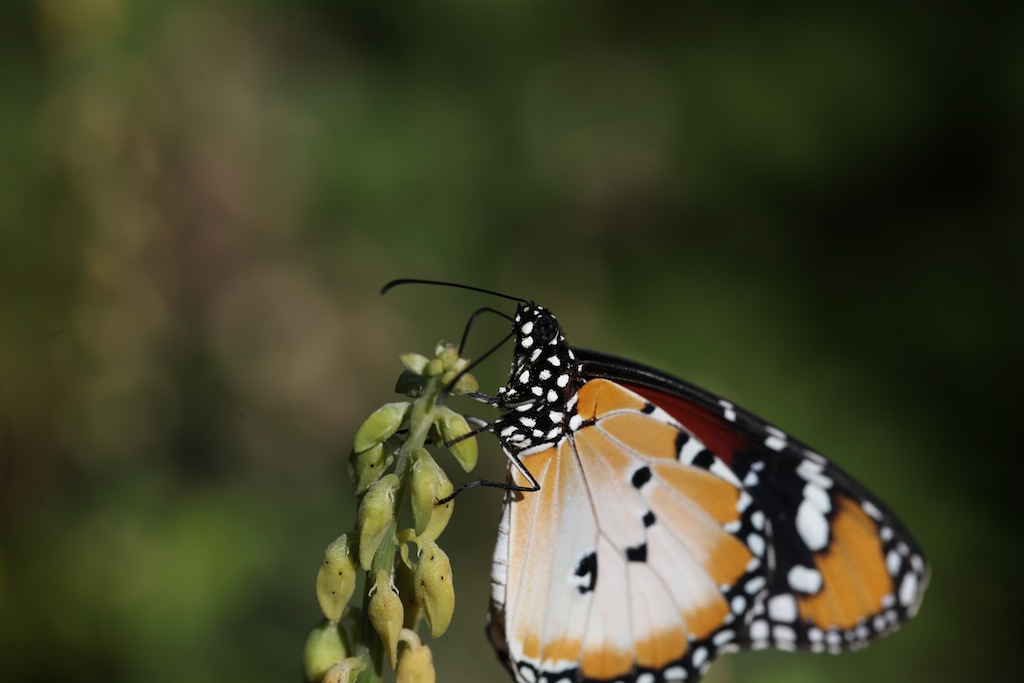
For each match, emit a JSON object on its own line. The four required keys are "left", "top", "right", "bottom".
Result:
{"left": 1, "top": 1, "right": 1021, "bottom": 682}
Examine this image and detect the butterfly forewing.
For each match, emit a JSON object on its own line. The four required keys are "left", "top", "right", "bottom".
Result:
{"left": 577, "top": 349, "right": 929, "bottom": 654}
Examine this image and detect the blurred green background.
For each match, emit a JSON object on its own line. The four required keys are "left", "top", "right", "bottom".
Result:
{"left": 1, "top": 1, "right": 1020, "bottom": 682}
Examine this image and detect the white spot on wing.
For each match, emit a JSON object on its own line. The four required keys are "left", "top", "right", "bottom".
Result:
{"left": 899, "top": 572, "right": 919, "bottom": 607}
{"left": 750, "top": 510, "right": 765, "bottom": 530}
{"left": 862, "top": 499, "right": 883, "bottom": 520}
{"left": 797, "top": 459, "right": 833, "bottom": 489}
{"left": 787, "top": 565, "right": 823, "bottom": 594}
{"left": 773, "top": 625, "right": 797, "bottom": 649}
{"left": 679, "top": 438, "right": 705, "bottom": 464}
{"left": 886, "top": 550, "right": 901, "bottom": 576}
{"left": 710, "top": 459, "right": 742, "bottom": 486}
{"left": 745, "top": 575, "right": 766, "bottom": 595}
{"left": 767, "top": 594, "right": 798, "bottom": 622}
{"left": 663, "top": 666, "right": 686, "bottom": 682}
{"left": 803, "top": 483, "right": 832, "bottom": 513}
{"left": 796, "top": 500, "right": 829, "bottom": 551}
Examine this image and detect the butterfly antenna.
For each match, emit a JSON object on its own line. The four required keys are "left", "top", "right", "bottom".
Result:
{"left": 381, "top": 278, "right": 528, "bottom": 304}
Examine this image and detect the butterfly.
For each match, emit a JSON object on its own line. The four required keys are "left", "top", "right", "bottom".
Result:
{"left": 385, "top": 280, "right": 929, "bottom": 683}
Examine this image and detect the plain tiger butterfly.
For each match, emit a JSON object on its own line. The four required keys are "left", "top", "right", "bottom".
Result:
{"left": 384, "top": 280, "right": 929, "bottom": 683}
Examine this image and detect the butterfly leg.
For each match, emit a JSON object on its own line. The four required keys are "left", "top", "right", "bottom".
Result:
{"left": 464, "top": 391, "right": 500, "bottom": 406}
{"left": 436, "top": 398, "right": 548, "bottom": 505}
{"left": 436, "top": 452, "right": 540, "bottom": 505}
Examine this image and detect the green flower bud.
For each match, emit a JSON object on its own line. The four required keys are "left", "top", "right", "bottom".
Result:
{"left": 434, "top": 406, "right": 478, "bottom": 472}
{"left": 357, "top": 474, "right": 400, "bottom": 570}
{"left": 348, "top": 443, "right": 391, "bottom": 494}
{"left": 303, "top": 620, "right": 347, "bottom": 681}
{"left": 353, "top": 402, "right": 410, "bottom": 453}
{"left": 316, "top": 534, "right": 357, "bottom": 622}
{"left": 395, "top": 554, "right": 421, "bottom": 629}
{"left": 425, "top": 358, "right": 444, "bottom": 377}
{"left": 396, "top": 641, "right": 435, "bottom": 683}
{"left": 449, "top": 371, "right": 478, "bottom": 395}
{"left": 320, "top": 657, "right": 365, "bottom": 683}
{"left": 368, "top": 570, "right": 403, "bottom": 669}
{"left": 409, "top": 449, "right": 454, "bottom": 540}
{"left": 413, "top": 537, "right": 455, "bottom": 638}
{"left": 436, "top": 344, "right": 459, "bottom": 369}
{"left": 400, "top": 353, "right": 430, "bottom": 375}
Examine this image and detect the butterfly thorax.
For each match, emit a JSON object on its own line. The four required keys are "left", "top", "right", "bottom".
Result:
{"left": 493, "top": 304, "right": 585, "bottom": 456}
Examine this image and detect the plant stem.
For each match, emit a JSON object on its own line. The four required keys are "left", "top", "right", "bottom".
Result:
{"left": 355, "top": 377, "right": 443, "bottom": 683}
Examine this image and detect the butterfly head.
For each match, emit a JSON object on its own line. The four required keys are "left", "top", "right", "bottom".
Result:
{"left": 511, "top": 303, "right": 561, "bottom": 352}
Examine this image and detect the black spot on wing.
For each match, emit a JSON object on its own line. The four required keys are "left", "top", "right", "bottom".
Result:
{"left": 641, "top": 402, "right": 656, "bottom": 414}
{"left": 574, "top": 551, "right": 598, "bottom": 594}
{"left": 692, "top": 448, "right": 715, "bottom": 469}
{"left": 626, "top": 543, "right": 648, "bottom": 563}
{"left": 675, "top": 430, "right": 690, "bottom": 454}
{"left": 631, "top": 466, "right": 652, "bottom": 489}
{"left": 642, "top": 510, "right": 656, "bottom": 527}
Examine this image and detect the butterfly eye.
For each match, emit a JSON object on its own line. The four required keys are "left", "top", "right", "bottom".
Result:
{"left": 533, "top": 316, "right": 558, "bottom": 345}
